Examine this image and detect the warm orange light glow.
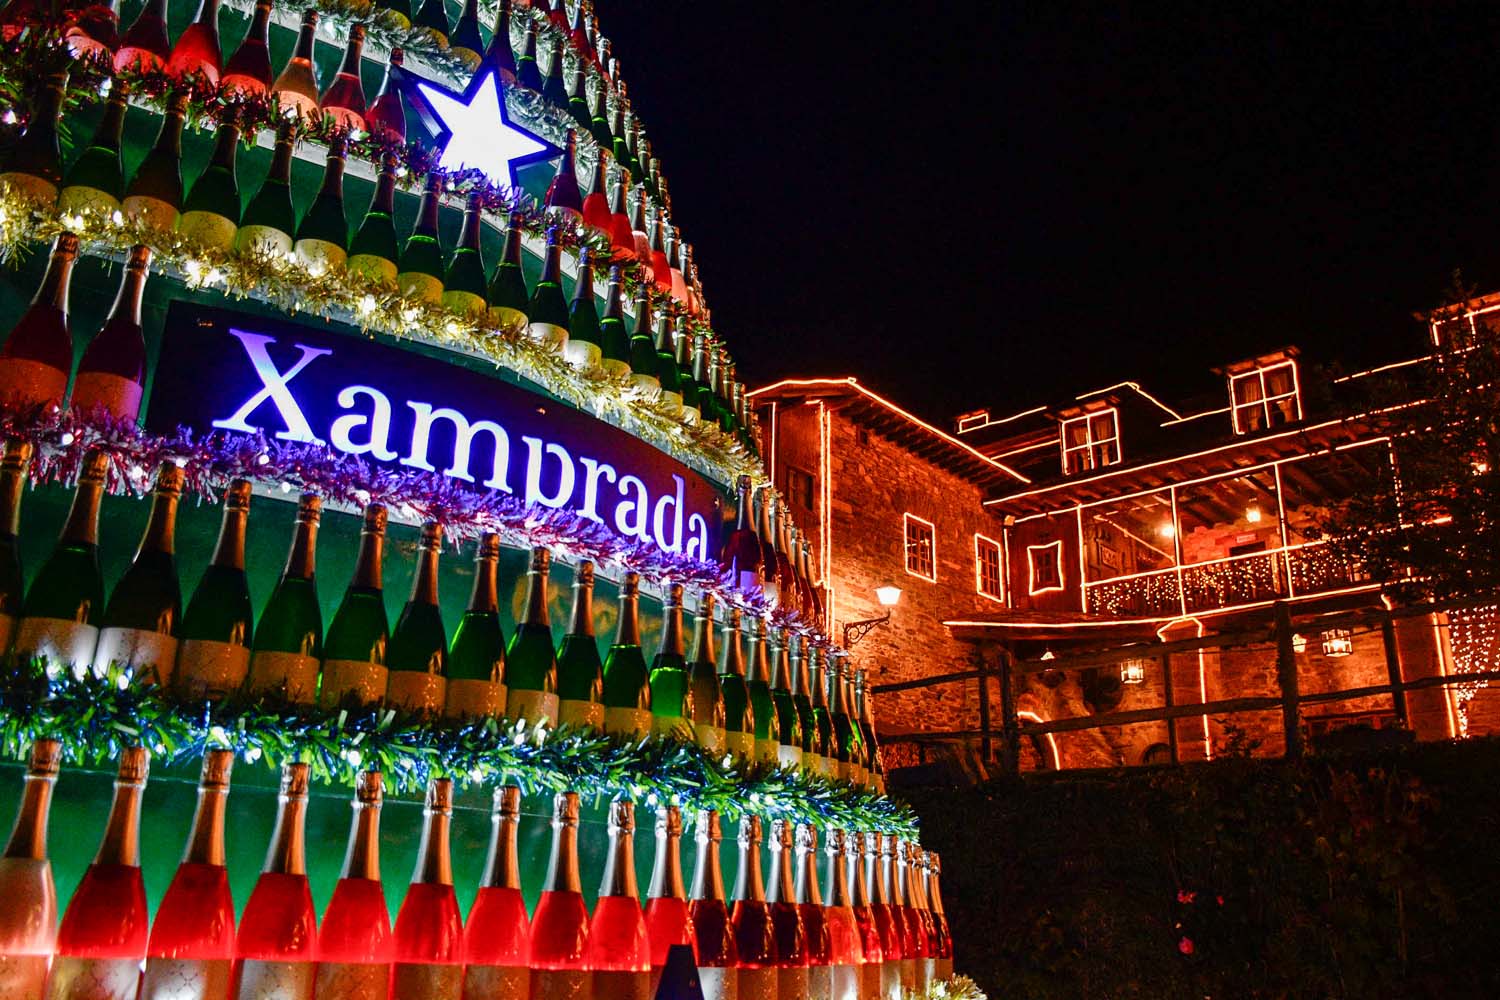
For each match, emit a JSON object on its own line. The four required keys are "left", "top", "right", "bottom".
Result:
{"left": 1076, "top": 381, "right": 1185, "bottom": 421}
{"left": 973, "top": 533, "right": 1006, "bottom": 605}
{"left": 1016, "top": 710, "right": 1063, "bottom": 770}
{"left": 1027, "top": 540, "right": 1065, "bottom": 595}
{"left": 875, "top": 585, "right": 903, "bottom": 608}
{"left": 1157, "top": 617, "right": 1212, "bottom": 761}
{"left": 902, "top": 512, "right": 938, "bottom": 583}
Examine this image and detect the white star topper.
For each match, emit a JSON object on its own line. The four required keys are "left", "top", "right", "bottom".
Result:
{"left": 411, "top": 68, "right": 558, "bottom": 189}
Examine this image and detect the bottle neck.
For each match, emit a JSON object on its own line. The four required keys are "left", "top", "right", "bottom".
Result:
{"left": 414, "top": 184, "right": 441, "bottom": 236}
{"left": 603, "top": 275, "right": 624, "bottom": 321}
{"left": 480, "top": 808, "right": 522, "bottom": 889}
{"left": 734, "top": 484, "right": 753, "bottom": 530}
{"left": 721, "top": 625, "right": 745, "bottom": 677}
{"left": 209, "top": 124, "right": 239, "bottom": 171}
{"left": 33, "top": 245, "right": 77, "bottom": 312}
{"left": 657, "top": 601, "right": 684, "bottom": 657}
{"left": 566, "top": 579, "right": 594, "bottom": 636}
{"left": 193, "top": 0, "right": 220, "bottom": 26}
{"left": 182, "top": 783, "right": 229, "bottom": 866}
{"left": 647, "top": 825, "right": 685, "bottom": 900}
{"left": 60, "top": 477, "right": 104, "bottom": 546}
{"left": 211, "top": 506, "right": 248, "bottom": 570}
{"left": 570, "top": 258, "right": 594, "bottom": 306}
{"left": 748, "top": 631, "right": 771, "bottom": 684}
{"left": 690, "top": 610, "right": 716, "bottom": 665}
{"left": 95, "top": 781, "right": 144, "bottom": 866}
{"left": 598, "top": 824, "right": 638, "bottom": 900}
{"left": 266, "top": 133, "right": 294, "bottom": 183}
{"left": 294, "top": 21, "right": 316, "bottom": 60}
{"left": 106, "top": 254, "right": 149, "bottom": 329}
{"left": 766, "top": 839, "right": 796, "bottom": 904}
{"left": 878, "top": 849, "right": 897, "bottom": 906}
{"left": 689, "top": 833, "right": 725, "bottom": 903}
{"left": 850, "top": 846, "right": 873, "bottom": 908}
{"left": 468, "top": 552, "right": 499, "bottom": 613}
{"left": 412, "top": 807, "right": 453, "bottom": 886}
{"left": 153, "top": 108, "right": 186, "bottom": 158}
{"left": 929, "top": 870, "right": 945, "bottom": 915}
{"left": 0, "top": 464, "right": 23, "bottom": 538}
{"left": 283, "top": 515, "right": 317, "bottom": 581}
{"left": 731, "top": 836, "right": 764, "bottom": 902}
{"left": 247, "top": 0, "right": 270, "bottom": 38}
{"left": 317, "top": 151, "right": 346, "bottom": 201}
{"left": 458, "top": 203, "right": 482, "bottom": 251}
{"left": 521, "top": 566, "right": 551, "bottom": 626}
{"left": 337, "top": 34, "right": 364, "bottom": 76}
{"left": 540, "top": 240, "right": 562, "bottom": 283}
{"left": 408, "top": 540, "right": 440, "bottom": 606}
{"left": 340, "top": 800, "right": 381, "bottom": 880}
{"left": 793, "top": 652, "right": 811, "bottom": 699}
{"left": 614, "top": 591, "right": 640, "bottom": 646}
{"left": 263, "top": 793, "right": 307, "bottom": 875}
{"left": 795, "top": 841, "right": 822, "bottom": 906}
{"left": 501, "top": 224, "right": 523, "bottom": 266}
{"left": 94, "top": 93, "right": 127, "bottom": 151}
{"left": 351, "top": 527, "right": 384, "bottom": 589}
{"left": 368, "top": 166, "right": 397, "bottom": 218}
{"left": 542, "top": 821, "right": 581, "bottom": 893}
{"left": 137, "top": 489, "right": 178, "bottom": 558}
{"left": 825, "top": 841, "right": 853, "bottom": 907}
{"left": 2, "top": 775, "right": 53, "bottom": 860}
{"left": 812, "top": 662, "right": 829, "bottom": 709}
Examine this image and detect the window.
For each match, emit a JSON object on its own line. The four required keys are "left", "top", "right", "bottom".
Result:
{"left": 1060, "top": 409, "right": 1121, "bottom": 475}
{"left": 1230, "top": 361, "right": 1301, "bottom": 434}
{"left": 975, "top": 534, "right": 1005, "bottom": 602}
{"left": 904, "top": 513, "right": 937, "bottom": 581}
{"left": 1027, "top": 541, "right": 1065, "bottom": 594}
{"left": 784, "top": 466, "right": 815, "bottom": 511}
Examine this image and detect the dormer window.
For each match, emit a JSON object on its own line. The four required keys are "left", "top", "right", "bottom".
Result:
{"left": 1229, "top": 360, "right": 1300, "bottom": 434}
{"left": 1060, "top": 408, "right": 1120, "bottom": 475}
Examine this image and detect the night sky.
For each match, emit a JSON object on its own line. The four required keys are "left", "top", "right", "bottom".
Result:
{"left": 605, "top": 3, "right": 1500, "bottom": 423}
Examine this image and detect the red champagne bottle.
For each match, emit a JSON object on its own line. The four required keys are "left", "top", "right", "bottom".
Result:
{"left": 528, "top": 791, "right": 590, "bottom": 998}
{"left": 222, "top": 0, "right": 273, "bottom": 97}
{"left": 720, "top": 475, "right": 762, "bottom": 595}
{"left": 63, "top": 0, "right": 118, "bottom": 59}
{"left": 140, "top": 749, "right": 236, "bottom": 1000}
{"left": 687, "top": 810, "right": 738, "bottom": 1000}
{"left": 866, "top": 832, "right": 903, "bottom": 999}
{"left": 643, "top": 805, "right": 691, "bottom": 995}
{"left": 763, "top": 818, "right": 808, "bottom": 1000}
{"left": 71, "top": 243, "right": 151, "bottom": 423}
{"left": 366, "top": 49, "right": 407, "bottom": 144}
{"left": 45, "top": 747, "right": 150, "bottom": 1000}
{"left": 0, "top": 232, "right": 77, "bottom": 412}
{"left": 544, "top": 130, "right": 584, "bottom": 225}
{"left": 315, "top": 771, "right": 392, "bottom": 1000}
{"left": 729, "top": 815, "right": 777, "bottom": 1000}
{"left": 907, "top": 843, "right": 937, "bottom": 989}
{"left": 462, "top": 785, "right": 530, "bottom": 999}
{"left": 880, "top": 835, "right": 915, "bottom": 995}
{"left": 820, "top": 828, "right": 865, "bottom": 999}
{"left": 926, "top": 851, "right": 953, "bottom": 981}
{"left": 587, "top": 799, "right": 650, "bottom": 999}
{"left": 321, "top": 24, "right": 368, "bottom": 132}
{"left": 581, "top": 152, "right": 612, "bottom": 238}
{"left": 114, "top": 0, "right": 169, "bottom": 73}
{"left": 608, "top": 168, "right": 635, "bottom": 261}
{"left": 391, "top": 779, "right": 464, "bottom": 999}
{"left": 166, "top": 0, "right": 223, "bottom": 85}
{"left": 792, "top": 824, "right": 834, "bottom": 999}
{"left": 848, "top": 830, "right": 885, "bottom": 1000}
{"left": 234, "top": 763, "right": 316, "bottom": 1000}
{"left": 897, "top": 839, "right": 931, "bottom": 992}
{"left": 0, "top": 739, "right": 61, "bottom": 998}
{"left": 774, "top": 501, "right": 799, "bottom": 617}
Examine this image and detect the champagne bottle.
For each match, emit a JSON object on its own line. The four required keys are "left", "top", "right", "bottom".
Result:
{"left": 222, "top": 0, "right": 273, "bottom": 97}
{"left": 601, "top": 570, "right": 652, "bottom": 739}
{"left": 899, "top": 842, "right": 932, "bottom": 991}
{"left": 856, "top": 669, "right": 885, "bottom": 795}
{"left": 643, "top": 805, "right": 690, "bottom": 996}
{"left": 505, "top": 546, "right": 559, "bottom": 725}
{"left": 653, "top": 308, "right": 683, "bottom": 417}
{"left": 609, "top": 165, "right": 637, "bottom": 262}
{"left": 820, "top": 829, "right": 864, "bottom": 999}
{"left": 0, "top": 440, "right": 31, "bottom": 653}
{"left": 462, "top": 786, "right": 530, "bottom": 999}
{"left": 648, "top": 209, "right": 672, "bottom": 292}
{"left": 294, "top": 134, "right": 349, "bottom": 274}
{"left": 867, "top": 832, "right": 903, "bottom": 1000}
{"left": 690, "top": 331, "right": 716, "bottom": 428}
{"left": 667, "top": 225, "right": 689, "bottom": 306}
{"left": 687, "top": 810, "right": 738, "bottom": 1000}
{"left": 14, "top": 448, "right": 108, "bottom": 673}
{"left": 321, "top": 24, "right": 368, "bottom": 132}
{"left": 0, "top": 739, "right": 61, "bottom": 998}
{"left": 366, "top": 49, "right": 407, "bottom": 144}
{"left": 826, "top": 656, "right": 855, "bottom": 783}
{"left": 883, "top": 836, "right": 917, "bottom": 994}
{"left": 717, "top": 608, "right": 755, "bottom": 762}
{"left": 234, "top": 763, "right": 316, "bottom": 1000}
{"left": 774, "top": 501, "right": 799, "bottom": 613}
{"left": 624, "top": 282, "right": 658, "bottom": 397}
{"left": 0, "top": 232, "right": 77, "bottom": 411}
{"left": 179, "top": 119, "right": 241, "bottom": 250}
{"left": 721, "top": 476, "right": 762, "bottom": 594}
{"left": 563, "top": 245, "right": 602, "bottom": 371}
{"left": 581, "top": 147, "right": 611, "bottom": 235}
{"left": 730, "top": 814, "right": 777, "bottom": 1000}
{"left": 541, "top": 38, "right": 569, "bottom": 109}
{"left": 248, "top": 493, "right": 323, "bottom": 703}
{"left": 166, "top": 0, "right": 223, "bottom": 85}
{"left": 596, "top": 264, "right": 631, "bottom": 379}
{"left": 526, "top": 225, "right": 570, "bottom": 349}
{"left": 926, "top": 851, "right": 953, "bottom": 980}
{"left": 628, "top": 169, "right": 651, "bottom": 260}
{"left": 58, "top": 82, "right": 128, "bottom": 217}
{"left": 139, "top": 750, "right": 236, "bottom": 1000}
{"left": 545, "top": 130, "right": 585, "bottom": 225}
{"left": 410, "top": 0, "right": 448, "bottom": 47}
{"left": 529, "top": 792, "right": 590, "bottom": 997}
{"left": 745, "top": 617, "right": 781, "bottom": 766}
{"left": 235, "top": 121, "right": 297, "bottom": 257}
{"left": 481, "top": 0, "right": 518, "bottom": 86}
{"left": 397, "top": 174, "right": 445, "bottom": 304}
{"left": 385, "top": 521, "right": 448, "bottom": 716}
{"left": 836, "top": 662, "right": 868, "bottom": 787}
{"left": 441, "top": 194, "right": 488, "bottom": 317}
{"left": 764, "top": 818, "right": 808, "bottom": 999}
{"left": 449, "top": 0, "right": 483, "bottom": 65}
{"left": 114, "top": 0, "right": 169, "bottom": 73}
{"left": 808, "top": 648, "right": 836, "bottom": 781}
{"left": 686, "top": 591, "right": 727, "bottom": 756}
{"left": 316, "top": 771, "right": 392, "bottom": 1000}
{"left": 848, "top": 830, "right": 885, "bottom": 1000}
{"left": 176, "top": 479, "right": 254, "bottom": 700}
{"left": 62, "top": 0, "right": 116, "bottom": 58}
{"left": 768, "top": 627, "right": 804, "bottom": 770}
{"left": 674, "top": 320, "right": 700, "bottom": 425}
{"left": 445, "top": 531, "right": 507, "bottom": 719}
{"left": 486, "top": 212, "right": 529, "bottom": 333}
{"left": 554, "top": 560, "right": 604, "bottom": 729}
{"left": 801, "top": 537, "right": 825, "bottom": 627}
{"left": 348, "top": 155, "right": 401, "bottom": 286}
{"left": 587, "top": 799, "right": 650, "bottom": 999}
{"left": 93, "top": 462, "right": 182, "bottom": 685}
{"left": 321, "top": 504, "right": 390, "bottom": 707}
{"left": 44, "top": 747, "right": 150, "bottom": 1000}
{"left": 123, "top": 91, "right": 189, "bottom": 232}
{"left": 609, "top": 106, "right": 632, "bottom": 184}
{"left": 755, "top": 490, "right": 780, "bottom": 605}
{"left": 648, "top": 582, "right": 692, "bottom": 741}
{"left": 0, "top": 72, "right": 65, "bottom": 204}
{"left": 793, "top": 824, "right": 834, "bottom": 998}
{"left": 910, "top": 849, "right": 939, "bottom": 987}
{"left": 789, "top": 637, "right": 820, "bottom": 777}
{"left": 272, "top": 11, "right": 321, "bottom": 121}
{"left": 391, "top": 779, "right": 464, "bottom": 1000}
{"left": 515, "top": 22, "right": 543, "bottom": 91}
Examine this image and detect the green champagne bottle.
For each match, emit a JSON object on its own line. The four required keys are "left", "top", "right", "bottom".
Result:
{"left": 445, "top": 532, "right": 506, "bottom": 721}
{"left": 411, "top": 0, "right": 448, "bottom": 47}
{"left": 648, "top": 583, "right": 693, "bottom": 742}
{"left": 397, "top": 174, "right": 445, "bottom": 304}
{"left": 717, "top": 607, "right": 755, "bottom": 762}
{"left": 653, "top": 308, "right": 683, "bottom": 416}
{"left": 674, "top": 319, "right": 701, "bottom": 424}
{"left": 542, "top": 38, "right": 568, "bottom": 109}
{"left": 13, "top": 449, "right": 108, "bottom": 674}
{"left": 93, "top": 464, "right": 183, "bottom": 687}
{"left": 235, "top": 121, "right": 296, "bottom": 257}
{"left": 808, "top": 647, "right": 836, "bottom": 781}
{"left": 711, "top": 343, "right": 737, "bottom": 436}
{"left": 745, "top": 616, "right": 782, "bottom": 766}
{"left": 566, "top": 67, "right": 591, "bottom": 133}
{"left": 486, "top": 212, "right": 529, "bottom": 334}
{"left": 0, "top": 71, "right": 66, "bottom": 205}
{"left": 527, "top": 225, "right": 569, "bottom": 349}
{"left": 561, "top": 246, "right": 602, "bottom": 371}
{"left": 294, "top": 134, "right": 349, "bottom": 275}
{"left": 844, "top": 661, "right": 870, "bottom": 787}
{"left": 827, "top": 655, "right": 858, "bottom": 784}
{"left": 686, "top": 591, "right": 726, "bottom": 756}
{"left": 555, "top": 560, "right": 604, "bottom": 730}
{"left": 175, "top": 479, "right": 255, "bottom": 700}
{"left": 248, "top": 493, "right": 323, "bottom": 704}
{"left": 348, "top": 154, "right": 400, "bottom": 287}
{"left": 691, "top": 330, "right": 718, "bottom": 429}
{"left": 609, "top": 103, "right": 631, "bottom": 178}
{"left": 789, "top": 634, "right": 819, "bottom": 776}
{"left": 626, "top": 282, "right": 659, "bottom": 397}
{"left": 441, "top": 194, "right": 488, "bottom": 317}
{"left": 123, "top": 91, "right": 189, "bottom": 233}
{"left": 178, "top": 118, "right": 241, "bottom": 251}
{"left": 597, "top": 264, "right": 631, "bottom": 380}
{"left": 505, "top": 546, "right": 559, "bottom": 726}
{"left": 768, "top": 625, "right": 803, "bottom": 771}
{"left": 0, "top": 440, "right": 32, "bottom": 655}
{"left": 320, "top": 504, "right": 390, "bottom": 708}
{"left": 587, "top": 76, "right": 612, "bottom": 151}
{"left": 601, "top": 571, "right": 652, "bottom": 740}
{"left": 58, "top": 81, "right": 128, "bottom": 218}
{"left": 449, "top": 0, "right": 484, "bottom": 65}
{"left": 515, "top": 22, "right": 543, "bottom": 91}
{"left": 855, "top": 668, "right": 885, "bottom": 795}
{"left": 385, "top": 521, "right": 448, "bottom": 716}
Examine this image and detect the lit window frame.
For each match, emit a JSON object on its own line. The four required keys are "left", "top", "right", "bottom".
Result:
{"left": 1060, "top": 408, "right": 1122, "bottom": 475}
{"left": 903, "top": 512, "right": 938, "bottom": 583}
{"left": 1027, "top": 540, "right": 1066, "bottom": 595}
{"left": 1229, "top": 360, "right": 1302, "bottom": 435}
{"left": 974, "top": 532, "right": 1006, "bottom": 604}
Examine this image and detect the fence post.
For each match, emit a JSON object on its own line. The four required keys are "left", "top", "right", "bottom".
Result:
{"left": 1381, "top": 611, "right": 1409, "bottom": 726}
{"left": 997, "top": 647, "right": 1021, "bottom": 776}
{"left": 1274, "top": 601, "right": 1302, "bottom": 758}
{"left": 1160, "top": 652, "right": 1179, "bottom": 765}
{"left": 976, "top": 656, "right": 992, "bottom": 762}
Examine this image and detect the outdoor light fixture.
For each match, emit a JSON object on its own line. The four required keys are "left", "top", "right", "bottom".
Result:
{"left": 1321, "top": 629, "right": 1353, "bottom": 657}
{"left": 1159, "top": 521, "right": 1176, "bottom": 539}
{"left": 875, "top": 586, "right": 903, "bottom": 607}
{"left": 843, "top": 586, "right": 903, "bottom": 649}
{"left": 1119, "top": 658, "right": 1147, "bottom": 685}
{"left": 1246, "top": 505, "right": 1262, "bottom": 524}
{"left": 1292, "top": 633, "right": 1308, "bottom": 654}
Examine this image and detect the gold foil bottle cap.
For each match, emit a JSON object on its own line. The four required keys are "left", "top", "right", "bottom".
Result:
{"left": 656, "top": 804, "right": 682, "bottom": 837}
{"left": 477, "top": 532, "right": 501, "bottom": 559}
{"left": 697, "top": 590, "right": 716, "bottom": 616}
{"left": 493, "top": 784, "right": 521, "bottom": 819}
{"left": 223, "top": 478, "right": 252, "bottom": 512}
{"left": 825, "top": 828, "right": 845, "bottom": 855}
{"left": 153, "top": 463, "right": 185, "bottom": 495}
{"left": 620, "top": 571, "right": 640, "bottom": 597}
{"left": 364, "top": 503, "right": 388, "bottom": 534}
{"left": 664, "top": 582, "right": 683, "bottom": 606}
{"left": 426, "top": 777, "right": 453, "bottom": 813}
{"left": 27, "top": 739, "right": 61, "bottom": 778}
{"left": 530, "top": 546, "right": 551, "bottom": 572}
{"left": 575, "top": 560, "right": 595, "bottom": 587}
{"left": 51, "top": 231, "right": 80, "bottom": 258}
{"left": 280, "top": 761, "right": 310, "bottom": 797}
{"left": 124, "top": 244, "right": 153, "bottom": 271}
{"left": 795, "top": 822, "right": 818, "bottom": 852}
{"left": 199, "top": 749, "right": 234, "bottom": 790}
{"left": 608, "top": 798, "right": 634, "bottom": 833}
{"left": 769, "top": 817, "right": 793, "bottom": 848}
{"left": 695, "top": 809, "right": 721, "bottom": 843}
{"left": 876, "top": 832, "right": 894, "bottom": 857}
{"left": 116, "top": 746, "right": 150, "bottom": 786}
{"left": 78, "top": 449, "right": 110, "bottom": 483}
{"left": 2, "top": 439, "right": 34, "bottom": 471}
{"left": 738, "top": 814, "right": 762, "bottom": 848}
{"left": 297, "top": 493, "right": 322, "bottom": 522}
{"left": 419, "top": 521, "right": 444, "bottom": 547}
{"left": 355, "top": 770, "right": 384, "bottom": 805}
{"left": 929, "top": 850, "right": 941, "bottom": 874}
{"left": 552, "top": 790, "right": 580, "bottom": 826}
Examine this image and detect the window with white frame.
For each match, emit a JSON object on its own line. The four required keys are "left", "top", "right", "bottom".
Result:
{"left": 1027, "top": 541, "right": 1065, "bottom": 595}
{"left": 1230, "top": 361, "right": 1301, "bottom": 434}
{"left": 1060, "top": 409, "right": 1121, "bottom": 475}
{"left": 904, "top": 513, "right": 937, "bottom": 581}
{"left": 975, "top": 534, "right": 1005, "bottom": 602}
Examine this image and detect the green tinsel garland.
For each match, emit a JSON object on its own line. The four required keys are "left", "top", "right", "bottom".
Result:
{"left": 0, "top": 659, "right": 917, "bottom": 835}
